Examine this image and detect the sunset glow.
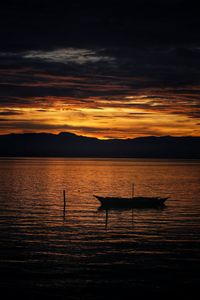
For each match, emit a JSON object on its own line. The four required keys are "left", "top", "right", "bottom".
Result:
{"left": 0, "top": 78, "right": 199, "bottom": 138}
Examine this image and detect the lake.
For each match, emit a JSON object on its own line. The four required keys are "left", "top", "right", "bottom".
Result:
{"left": 0, "top": 158, "right": 200, "bottom": 299}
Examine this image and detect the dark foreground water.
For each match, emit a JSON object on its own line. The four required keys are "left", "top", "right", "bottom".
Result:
{"left": 0, "top": 158, "right": 200, "bottom": 299}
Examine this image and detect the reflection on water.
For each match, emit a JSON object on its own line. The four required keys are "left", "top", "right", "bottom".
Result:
{"left": 0, "top": 158, "right": 200, "bottom": 298}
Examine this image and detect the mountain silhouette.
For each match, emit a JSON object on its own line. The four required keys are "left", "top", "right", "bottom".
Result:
{"left": 0, "top": 132, "right": 199, "bottom": 158}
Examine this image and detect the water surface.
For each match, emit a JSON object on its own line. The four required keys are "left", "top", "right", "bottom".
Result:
{"left": 0, "top": 158, "right": 200, "bottom": 298}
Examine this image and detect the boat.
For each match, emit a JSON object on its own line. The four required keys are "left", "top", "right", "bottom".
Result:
{"left": 94, "top": 195, "right": 168, "bottom": 208}
{"left": 94, "top": 183, "right": 168, "bottom": 208}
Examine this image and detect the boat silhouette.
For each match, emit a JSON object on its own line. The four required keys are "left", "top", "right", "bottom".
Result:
{"left": 94, "top": 184, "right": 168, "bottom": 208}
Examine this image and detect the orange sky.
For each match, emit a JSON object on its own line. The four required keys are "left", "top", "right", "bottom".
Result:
{"left": 0, "top": 48, "right": 200, "bottom": 139}
{"left": 0, "top": 92, "right": 199, "bottom": 139}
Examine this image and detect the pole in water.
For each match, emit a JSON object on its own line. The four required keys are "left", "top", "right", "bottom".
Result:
{"left": 105, "top": 209, "right": 108, "bottom": 230}
{"left": 132, "top": 183, "right": 134, "bottom": 198}
{"left": 63, "top": 190, "right": 66, "bottom": 210}
{"left": 131, "top": 209, "right": 134, "bottom": 227}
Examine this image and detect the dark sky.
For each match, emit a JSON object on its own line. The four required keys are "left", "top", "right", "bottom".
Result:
{"left": 1, "top": 0, "right": 199, "bottom": 50}
{"left": 0, "top": 0, "right": 200, "bottom": 138}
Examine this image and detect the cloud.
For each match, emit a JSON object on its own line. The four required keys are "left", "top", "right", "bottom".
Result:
{"left": 0, "top": 120, "right": 118, "bottom": 135}
{"left": 22, "top": 48, "right": 115, "bottom": 65}
{"left": 0, "top": 110, "right": 23, "bottom": 115}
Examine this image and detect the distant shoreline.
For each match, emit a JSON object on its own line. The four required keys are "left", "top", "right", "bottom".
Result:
{"left": 0, "top": 132, "right": 200, "bottom": 159}
{"left": 0, "top": 157, "right": 200, "bottom": 162}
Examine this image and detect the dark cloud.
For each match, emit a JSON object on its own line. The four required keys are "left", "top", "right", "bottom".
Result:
{"left": 0, "top": 110, "right": 23, "bottom": 115}
{"left": 0, "top": 120, "right": 117, "bottom": 134}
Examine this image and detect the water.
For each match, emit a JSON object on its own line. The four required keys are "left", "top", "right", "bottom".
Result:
{"left": 0, "top": 158, "right": 200, "bottom": 299}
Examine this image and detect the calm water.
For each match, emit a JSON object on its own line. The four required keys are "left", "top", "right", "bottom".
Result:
{"left": 0, "top": 158, "right": 200, "bottom": 298}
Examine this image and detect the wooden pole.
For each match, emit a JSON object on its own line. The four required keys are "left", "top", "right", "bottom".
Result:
{"left": 132, "top": 183, "right": 134, "bottom": 198}
{"left": 131, "top": 209, "right": 134, "bottom": 227}
{"left": 105, "top": 209, "right": 108, "bottom": 230}
{"left": 63, "top": 190, "right": 66, "bottom": 210}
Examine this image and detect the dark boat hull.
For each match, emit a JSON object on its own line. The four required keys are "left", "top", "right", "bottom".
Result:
{"left": 94, "top": 195, "right": 168, "bottom": 208}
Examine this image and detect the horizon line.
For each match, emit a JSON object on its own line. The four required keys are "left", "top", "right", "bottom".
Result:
{"left": 0, "top": 131, "right": 200, "bottom": 141}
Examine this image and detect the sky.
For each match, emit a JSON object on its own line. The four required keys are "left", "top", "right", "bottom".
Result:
{"left": 0, "top": 0, "right": 200, "bottom": 139}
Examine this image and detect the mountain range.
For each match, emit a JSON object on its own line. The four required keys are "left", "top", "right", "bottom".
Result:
{"left": 0, "top": 132, "right": 199, "bottom": 158}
